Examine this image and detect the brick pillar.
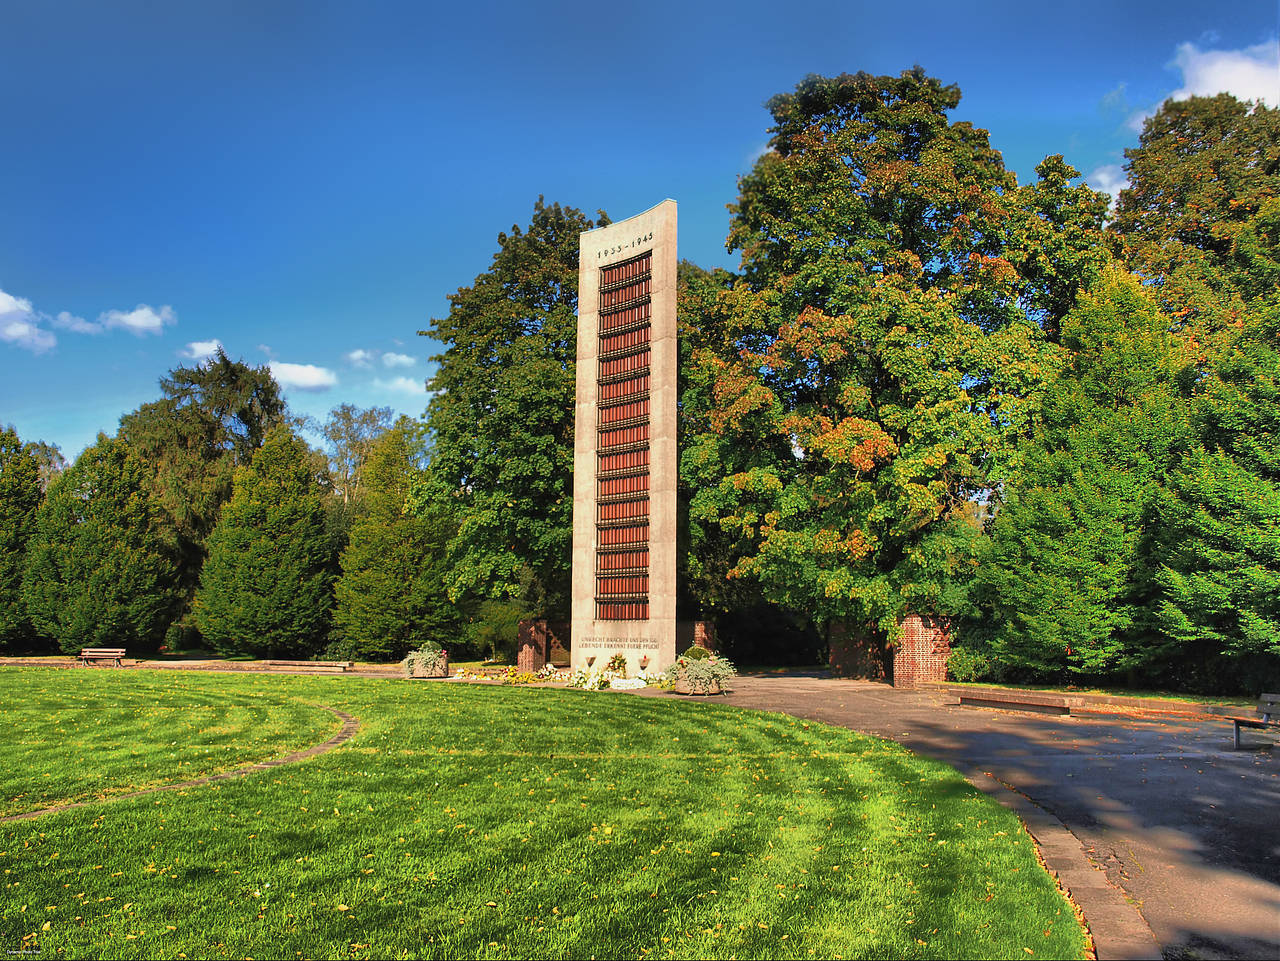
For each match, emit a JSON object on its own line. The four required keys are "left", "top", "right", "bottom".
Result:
{"left": 828, "top": 621, "right": 889, "bottom": 680}
{"left": 517, "top": 619, "right": 548, "bottom": 673}
{"left": 546, "top": 621, "right": 571, "bottom": 666}
{"left": 892, "top": 615, "right": 952, "bottom": 688}
{"left": 676, "top": 620, "right": 719, "bottom": 653}
{"left": 693, "top": 620, "right": 717, "bottom": 652}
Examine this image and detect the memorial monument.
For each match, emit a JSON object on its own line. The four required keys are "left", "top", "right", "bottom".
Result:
{"left": 570, "top": 201, "right": 678, "bottom": 675}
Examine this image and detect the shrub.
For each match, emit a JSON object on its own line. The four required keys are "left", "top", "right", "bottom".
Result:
{"left": 402, "top": 642, "right": 447, "bottom": 678}
{"left": 667, "top": 649, "right": 737, "bottom": 693}
{"left": 946, "top": 645, "right": 995, "bottom": 682}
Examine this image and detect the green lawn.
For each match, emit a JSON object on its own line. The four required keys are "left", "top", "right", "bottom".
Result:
{"left": 1, "top": 669, "right": 1086, "bottom": 960}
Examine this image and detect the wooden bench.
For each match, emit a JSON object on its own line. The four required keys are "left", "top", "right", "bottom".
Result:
{"left": 78, "top": 647, "right": 126, "bottom": 667}
{"left": 1226, "top": 693, "right": 1280, "bottom": 749}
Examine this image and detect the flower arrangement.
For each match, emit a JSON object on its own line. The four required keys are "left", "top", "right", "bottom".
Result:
{"left": 533, "top": 664, "right": 571, "bottom": 682}
{"left": 569, "top": 668, "right": 615, "bottom": 690}
{"left": 666, "top": 646, "right": 735, "bottom": 694}
{"left": 567, "top": 650, "right": 659, "bottom": 691}
{"left": 451, "top": 663, "right": 571, "bottom": 685}
{"left": 402, "top": 642, "right": 449, "bottom": 678}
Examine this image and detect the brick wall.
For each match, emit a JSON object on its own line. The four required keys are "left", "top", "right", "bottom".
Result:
{"left": 892, "top": 615, "right": 952, "bottom": 688}
{"left": 518, "top": 620, "right": 571, "bottom": 672}
{"left": 516, "top": 620, "right": 546, "bottom": 673}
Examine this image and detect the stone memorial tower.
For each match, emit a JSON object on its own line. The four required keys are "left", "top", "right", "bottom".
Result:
{"left": 570, "top": 200, "right": 678, "bottom": 676}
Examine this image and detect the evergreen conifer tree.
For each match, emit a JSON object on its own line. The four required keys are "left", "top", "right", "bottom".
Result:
{"left": 0, "top": 427, "right": 45, "bottom": 648}
{"left": 119, "top": 349, "right": 287, "bottom": 637}
{"left": 977, "top": 268, "right": 1191, "bottom": 678}
{"left": 1152, "top": 308, "right": 1280, "bottom": 690}
{"left": 193, "top": 426, "right": 333, "bottom": 656}
{"left": 333, "top": 419, "right": 459, "bottom": 660}
{"left": 22, "top": 435, "right": 181, "bottom": 653}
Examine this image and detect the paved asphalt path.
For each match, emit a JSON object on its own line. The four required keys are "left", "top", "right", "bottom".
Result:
{"left": 642, "top": 675, "right": 1279, "bottom": 960}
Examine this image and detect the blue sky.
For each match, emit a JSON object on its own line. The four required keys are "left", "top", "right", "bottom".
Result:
{"left": 2, "top": 0, "right": 1277, "bottom": 458}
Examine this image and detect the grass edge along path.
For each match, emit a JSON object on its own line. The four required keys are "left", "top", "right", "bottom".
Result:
{"left": 0, "top": 670, "right": 345, "bottom": 818}
{"left": 1, "top": 669, "right": 1088, "bottom": 960}
{"left": 1, "top": 706, "right": 359, "bottom": 824}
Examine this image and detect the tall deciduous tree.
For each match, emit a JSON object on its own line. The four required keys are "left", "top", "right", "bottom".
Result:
{"left": 333, "top": 418, "right": 458, "bottom": 660}
{"left": 1113, "top": 94, "right": 1280, "bottom": 351}
{"left": 320, "top": 403, "right": 395, "bottom": 506}
{"left": 684, "top": 70, "right": 1099, "bottom": 638}
{"left": 0, "top": 427, "right": 44, "bottom": 648}
{"left": 22, "top": 435, "right": 181, "bottom": 653}
{"left": 193, "top": 426, "right": 333, "bottom": 656}
{"left": 1115, "top": 94, "right": 1280, "bottom": 297}
{"left": 419, "top": 198, "right": 608, "bottom": 618}
{"left": 21, "top": 439, "right": 66, "bottom": 493}
{"left": 119, "top": 349, "right": 287, "bottom": 622}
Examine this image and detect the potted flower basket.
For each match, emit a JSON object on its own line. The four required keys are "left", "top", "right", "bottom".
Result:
{"left": 402, "top": 644, "right": 449, "bottom": 679}
{"left": 667, "top": 646, "right": 736, "bottom": 695}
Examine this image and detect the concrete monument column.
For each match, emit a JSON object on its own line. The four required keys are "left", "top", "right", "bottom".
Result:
{"left": 571, "top": 200, "right": 678, "bottom": 676}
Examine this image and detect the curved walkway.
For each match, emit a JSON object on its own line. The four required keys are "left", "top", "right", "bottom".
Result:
{"left": 640, "top": 676, "right": 1279, "bottom": 961}
{"left": 1, "top": 705, "right": 359, "bottom": 824}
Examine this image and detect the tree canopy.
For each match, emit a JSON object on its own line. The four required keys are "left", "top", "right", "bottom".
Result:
{"left": 22, "top": 435, "right": 181, "bottom": 653}
{"left": 119, "top": 349, "right": 287, "bottom": 610}
{"left": 193, "top": 426, "right": 333, "bottom": 657}
{"left": 418, "top": 197, "right": 608, "bottom": 618}
{"left": 0, "top": 427, "right": 44, "bottom": 648}
{"left": 683, "top": 69, "right": 1109, "bottom": 638}
{"left": 333, "top": 418, "right": 459, "bottom": 660}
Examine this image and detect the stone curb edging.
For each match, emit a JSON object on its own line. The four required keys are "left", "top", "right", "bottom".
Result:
{"left": 1, "top": 706, "right": 360, "bottom": 824}
{"left": 931, "top": 682, "right": 1246, "bottom": 719}
{"left": 964, "top": 769, "right": 1161, "bottom": 961}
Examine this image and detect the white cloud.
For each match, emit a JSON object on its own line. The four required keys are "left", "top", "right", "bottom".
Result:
{"left": 1, "top": 319, "right": 57, "bottom": 354}
{"left": 2, "top": 287, "right": 182, "bottom": 353}
{"left": 345, "top": 348, "right": 375, "bottom": 367}
{"left": 270, "top": 361, "right": 338, "bottom": 391}
{"left": 373, "top": 375, "right": 426, "bottom": 395}
{"left": 1130, "top": 39, "right": 1279, "bottom": 130}
{"left": 382, "top": 351, "right": 416, "bottom": 368}
{"left": 99, "top": 303, "right": 176, "bottom": 335}
{"left": 0, "top": 288, "right": 34, "bottom": 317}
{"left": 1099, "top": 82, "right": 1128, "bottom": 112}
{"left": 1088, "top": 164, "right": 1128, "bottom": 206}
{"left": 183, "top": 338, "right": 224, "bottom": 360}
{"left": 1, "top": 288, "right": 55, "bottom": 353}
{"left": 52, "top": 310, "right": 100, "bottom": 334}
{"left": 1169, "top": 40, "right": 1279, "bottom": 104}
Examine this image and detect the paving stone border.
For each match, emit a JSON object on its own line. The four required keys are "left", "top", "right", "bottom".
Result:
{"left": 963, "top": 769, "right": 1161, "bottom": 961}
{"left": 1, "top": 705, "right": 359, "bottom": 824}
